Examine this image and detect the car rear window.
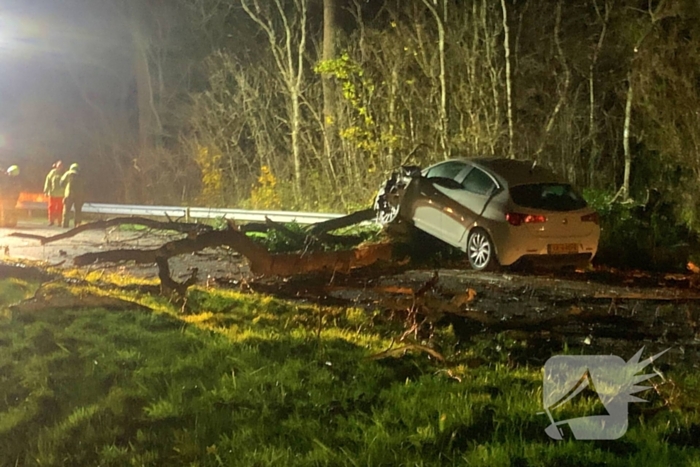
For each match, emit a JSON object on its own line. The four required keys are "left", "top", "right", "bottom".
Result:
{"left": 509, "top": 184, "right": 587, "bottom": 211}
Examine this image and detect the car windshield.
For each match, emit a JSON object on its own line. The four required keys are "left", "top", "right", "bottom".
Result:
{"left": 509, "top": 183, "right": 587, "bottom": 211}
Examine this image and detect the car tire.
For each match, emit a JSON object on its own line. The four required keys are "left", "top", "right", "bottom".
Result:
{"left": 467, "top": 228, "right": 499, "bottom": 271}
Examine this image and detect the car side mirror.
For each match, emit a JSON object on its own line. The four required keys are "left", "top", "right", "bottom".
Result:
{"left": 400, "top": 165, "right": 421, "bottom": 178}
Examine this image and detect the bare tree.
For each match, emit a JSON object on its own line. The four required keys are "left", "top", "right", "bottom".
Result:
{"left": 241, "top": 0, "right": 309, "bottom": 202}
{"left": 535, "top": 1, "right": 570, "bottom": 160}
{"left": 618, "top": 0, "right": 672, "bottom": 200}
{"left": 446, "top": 0, "right": 504, "bottom": 157}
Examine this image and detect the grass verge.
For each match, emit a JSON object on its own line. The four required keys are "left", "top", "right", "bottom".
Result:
{"left": 0, "top": 276, "right": 698, "bottom": 466}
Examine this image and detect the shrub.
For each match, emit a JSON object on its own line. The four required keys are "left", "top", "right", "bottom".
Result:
{"left": 584, "top": 189, "right": 699, "bottom": 271}
{"left": 249, "top": 165, "right": 282, "bottom": 210}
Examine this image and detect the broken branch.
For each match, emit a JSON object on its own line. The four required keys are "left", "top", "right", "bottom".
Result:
{"left": 9, "top": 217, "right": 214, "bottom": 245}
{"left": 73, "top": 227, "right": 394, "bottom": 277}
{"left": 307, "top": 208, "right": 375, "bottom": 235}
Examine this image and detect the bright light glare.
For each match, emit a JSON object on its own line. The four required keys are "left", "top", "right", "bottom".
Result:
{"left": 0, "top": 12, "right": 42, "bottom": 54}
{"left": 0, "top": 15, "right": 19, "bottom": 50}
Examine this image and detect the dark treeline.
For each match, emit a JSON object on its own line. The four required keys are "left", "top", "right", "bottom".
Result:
{"left": 12, "top": 0, "right": 700, "bottom": 224}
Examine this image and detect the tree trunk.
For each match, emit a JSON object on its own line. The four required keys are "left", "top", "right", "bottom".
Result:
{"left": 587, "top": 0, "right": 611, "bottom": 187}
{"left": 387, "top": 67, "right": 398, "bottom": 170}
{"left": 535, "top": 2, "right": 569, "bottom": 160}
{"left": 588, "top": 68, "right": 599, "bottom": 186}
{"left": 291, "top": 88, "right": 303, "bottom": 201}
{"left": 133, "top": 32, "right": 154, "bottom": 151}
{"left": 422, "top": 0, "right": 449, "bottom": 160}
{"left": 322, "top": 0, "right": 339, "bottom": 177}
{"left": 500, "top": 0, "right": 515, "bottom": 159}
{"left": 622, "top": 73, "right": 634, "bottom": 199}
{"left": 619, "top": 1, "right": 666, "bottom": 201}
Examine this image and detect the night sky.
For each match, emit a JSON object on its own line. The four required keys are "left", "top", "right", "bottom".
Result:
{"left": 0, "top": 0, "right": 132, "bottom": 189}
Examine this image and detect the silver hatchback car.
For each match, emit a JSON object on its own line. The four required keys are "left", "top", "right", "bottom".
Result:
{"left": 374, "top": 158, "right": 600, "bottom": 270}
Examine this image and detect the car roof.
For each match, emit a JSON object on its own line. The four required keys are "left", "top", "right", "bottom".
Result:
{"left": 452, "top": 158, "right": 565, "bottom": 187}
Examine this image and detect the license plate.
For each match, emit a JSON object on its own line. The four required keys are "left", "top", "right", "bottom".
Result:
{"left": 548, "top": 243, "right": 578, "bottom": 255}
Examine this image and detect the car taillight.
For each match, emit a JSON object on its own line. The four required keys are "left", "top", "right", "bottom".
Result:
{"left": 581, "top": 212, "right": 600, "bottom": 225}
{"left": 506, "top": 212, "right": 547, "bottom": 226}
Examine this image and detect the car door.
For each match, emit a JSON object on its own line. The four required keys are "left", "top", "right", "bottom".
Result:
{"left": 411, "top": 161, "right": 468, "bottom": 241}
{"left": 446, "top": 167, "right": 500, "bottom": 247}
{"left": 431, "top": 168, "right": 475, "bottom": 247}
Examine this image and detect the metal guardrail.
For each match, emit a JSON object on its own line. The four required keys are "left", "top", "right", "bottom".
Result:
{"left": 19, "top": 201, "right": 344, "bottom": 225}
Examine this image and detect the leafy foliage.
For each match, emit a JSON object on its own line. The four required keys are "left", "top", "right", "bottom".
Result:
{"left": 249, "top": 165, "right": 283, "bottom": 210}
{"left": 246, "top": 222, "right": 308, "bottom": 253}
{"left": 316, "top": 52, "right": 386, "bottom": 170}
{"left": 194, "top": 145, "right": 224, "bottom": 207}
{"left": 246, "top": 222, "right": 382, "bottom": 254}
{"left": 585, "top": 189, "right": 700, "bottom": 271}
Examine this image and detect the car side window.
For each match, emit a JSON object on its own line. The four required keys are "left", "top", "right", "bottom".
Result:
{"left": 462, "top": 168, "right": 496, "bottom": 195}
{"left": 425, "top": 162, "right": 466, "bottom": 181}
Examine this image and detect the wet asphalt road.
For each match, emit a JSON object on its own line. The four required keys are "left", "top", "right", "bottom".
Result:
{"left": 0, "top": 218, "right": 241, "bottom": 281}
{"left": 0, "top": 219, "right": 163, "bottom": 265}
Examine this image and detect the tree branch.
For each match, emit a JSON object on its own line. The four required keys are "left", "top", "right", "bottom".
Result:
{"left": 9, "top": 217, "right": 213, "bottom": 245}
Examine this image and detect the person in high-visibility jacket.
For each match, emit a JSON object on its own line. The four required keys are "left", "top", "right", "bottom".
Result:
{"left": 60, "top": 163, "right": 85, "bottom": 228}
{"left": 0, "top": 165, "right": 21, "bottom": 228}
{"left": 44, "top": 161, "right": 64, "bottom": 226}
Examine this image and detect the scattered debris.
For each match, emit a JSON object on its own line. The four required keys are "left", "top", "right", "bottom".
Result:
{"left": 368, "top": 338, "right": 447, "bottom": 363}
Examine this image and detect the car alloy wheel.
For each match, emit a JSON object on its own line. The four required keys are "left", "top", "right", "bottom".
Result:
{"left": 467, "top": 228, "right": 498, "bottom": 271}
{"left": 376, "top": 198, "right": 400, "bottom": 225}
{"left": 374, "top": 180, "right": 402, "bottom": 226}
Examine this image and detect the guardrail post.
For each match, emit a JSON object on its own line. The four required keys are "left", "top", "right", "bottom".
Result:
{"left": 186, "top": 207, "right": 191, "bottom": 223}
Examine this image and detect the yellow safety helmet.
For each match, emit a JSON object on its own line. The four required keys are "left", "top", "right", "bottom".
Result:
{"left": 69, "top": 163, "right": 79, "bottom": 171}
{"left": 6, "top": 165, "right": 19, "bottom": 177}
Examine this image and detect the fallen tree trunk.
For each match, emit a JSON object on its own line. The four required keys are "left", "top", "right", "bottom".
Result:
{"left": 73, "top": 229, "right": 268, "bottom": 266}
{"left": 12, "top": 213, "right": 392, "bottom": 291}
{"left": 73, "top": 227, "right": 394, "bottom": 277}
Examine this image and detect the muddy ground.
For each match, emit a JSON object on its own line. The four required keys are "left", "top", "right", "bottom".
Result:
{"left": 2, "top": 218, "right": 699, "bottom": 369}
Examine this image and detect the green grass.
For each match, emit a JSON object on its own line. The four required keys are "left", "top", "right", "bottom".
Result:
{"left": 0, "top": 278, "right": 698, "bottom": 466}
{"left": 0, "top": 278, "right": 38, "bottom": 311}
